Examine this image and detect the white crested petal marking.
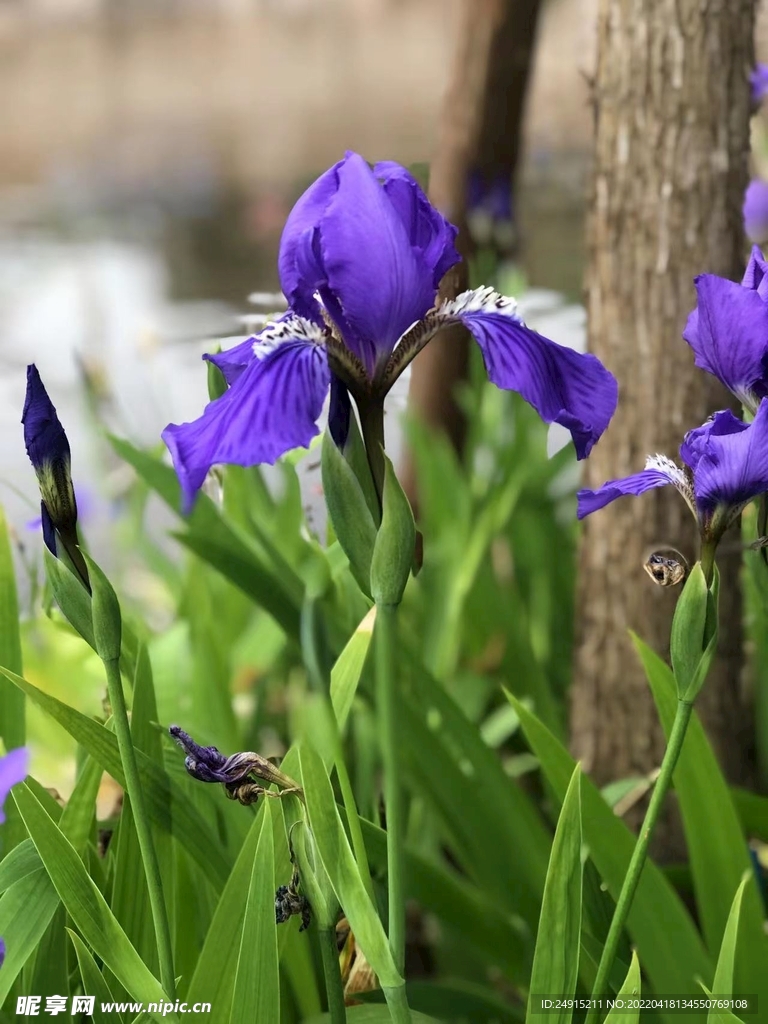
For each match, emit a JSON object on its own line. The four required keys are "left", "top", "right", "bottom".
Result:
{"left": 439, "top": 286, "right": 519, "bottom": 319}
{"left": 644, "top": 454, "right": 687, "bottom": 487}
{"left": 253, "top": 315, "right": 326, "bottom": 361}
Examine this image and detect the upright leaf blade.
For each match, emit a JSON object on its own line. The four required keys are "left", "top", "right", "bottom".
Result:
{"left": 526, "top": 765, "right": 583, "bottom": 1023}
{"left": 229, "top": 801, "right": 279, "bottom": 1024}
{"left": 604, "top": 950, "right": 642, "bottom": 1023}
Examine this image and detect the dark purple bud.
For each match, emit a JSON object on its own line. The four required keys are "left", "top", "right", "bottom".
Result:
{"left": 0, "top": 936, "right": 4, "bottom": 968}
{"left": 22, "top": 365, "right": 89, "bottom": 587}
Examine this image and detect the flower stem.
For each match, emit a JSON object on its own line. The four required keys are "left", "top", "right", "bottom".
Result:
{"left": 585, "top": 698, "right": 693, "bottom": 1024}
{"left": 358, "top": 396, "right": 386, "bottom": 509}
{"left": 103, "top": 657, "right": 176, "bottom": 999}
{"left": 700, "top": 540, "right": 717, "bottom": 589}
{"left": 383, "top": 985, "right": 412, "bottom": 1024}
{"left": 375, "top": 602, "right": 409, "bottom": 981}
{"left": 318, "top": 926, "right": 347, "bottom": 1024}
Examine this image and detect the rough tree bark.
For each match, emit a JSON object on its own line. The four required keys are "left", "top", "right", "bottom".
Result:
{"left": 402, "top": 0, "right": 541, "bottom": 505}
{"left": 572, "top": 0, "right": 756, "bottom": 825}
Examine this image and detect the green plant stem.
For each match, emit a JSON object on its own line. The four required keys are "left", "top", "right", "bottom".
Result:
{"left": 585, "top": 698, "right": 694, "bottom": 1024}
{"left": 103, "top": 657, "right": 176, "bottom": 999}
{"left": 358, "top": 396, "right": 386, "bottom": 509}
{"left": 375, "top": 602, "right": 408, "bottom": 983}
{"left": 700, "top": 540, "right": 717, "bottom": 588}
{"left": 318, "top": 926, "right": 347, "bottom": 1024}
{"left": 382, "top": 984, "right": 412, "bottom": 1024}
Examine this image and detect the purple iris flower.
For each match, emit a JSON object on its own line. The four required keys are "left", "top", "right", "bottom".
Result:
{"left": 578, "top": 402, "right": 768, "bottom": 545}
{"left": 0, "top": 747, "right": 29, "bottom": 969}
{"left": 744, "top": 180, "right": 768, "bottom": 244}
{"left": 162, "top": 152, "right": 618, "bottom": 512}
{"left": 682, "top": 246, "right": 768, "bottom": 413}
{"left": 22, "top": 366, "right": 89, "bottom": 588}
{"left": 751, "top": 63, "right": 768, "bottom": 103}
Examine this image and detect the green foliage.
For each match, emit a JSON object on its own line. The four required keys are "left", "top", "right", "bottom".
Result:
{"left": 4, "top": 354, "right": 768, "bottom": 1024}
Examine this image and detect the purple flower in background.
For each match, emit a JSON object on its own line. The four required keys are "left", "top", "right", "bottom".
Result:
{"left": 578, "top": 402, "right": 768, "bottom": 545}
{"left": 22, "top": 366, "right": 89, "bottom": 588}
{"left": 683, "top": 248, "right": 768, "bottom": 413}
{"left": 743, "top": 180, "right": 768, "bottom": 244}
{"left": 163, "top": 151, "right": 618, "bottom": 511}
{"left": 0, "top": 747, "right": 29, "bottom": 970}
{"left": 751, "top": 63, "right": 768, "bottom": 103}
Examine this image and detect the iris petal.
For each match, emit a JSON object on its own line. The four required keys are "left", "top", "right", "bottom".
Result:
{"left": 577, "top": 467, "right": 677, "bottom": 519}
{"left": 319, "top": 153, "right": 437, "bottom": 373}
{"left": 374, "top": 160, "right": 459, "bottom": 287}
{"left": 163, "top": 338, "right": 330, "bottom": 512}
{"left": 443, "top": 289, "right": 617, "bottom": 459}
{"left": 0, "top": 748, "right": 29, "bottom": 824}
{"left": 742, "top": 244, "right": 768, "bottom": 301}
{"left": 694, "top": 399, "right": 768, "bottom": 511}
{"left": 278, "top": 158, "right": 345, "bottom": 323}
{"left": 683, "top": 275, "right": 768, "bottom": 409}
{"left": 204, "top": 336, "right": 260, "bottom": 386}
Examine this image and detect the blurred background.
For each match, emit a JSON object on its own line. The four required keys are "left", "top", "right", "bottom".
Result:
{"left": 0, "top": 0, "right": 597, "bottom": 551}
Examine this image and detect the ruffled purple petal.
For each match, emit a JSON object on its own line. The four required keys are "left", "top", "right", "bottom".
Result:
{"left": 278, "top": 159, "right": 345, "bottom": 324}
{"left": 683, "top": 274, "right": 768, "bottom": 407}
{"left": 0, "top": 748, "right": 29, "bottom": 824}
{"left": 693, "top": 399, "right": 768, "bottom": 511}
{"left": 319, "top": 153, "right": 437, "bottom": 373}
{"left": 742, "top": 245, "right": 768, "bottom": 301}
{"left": 449, "top": 295, "right": 617, "bottom": 458}
{"left": 163, "top": 338, "right": 330, "bottom": 512}
{"left": 743, "top": 180, "right": 768, "bottom": 244}
{"left": 679, "top": 410, "right": 747, "bottom": 473}
{"left": 577, "top": 468, "right": 676, "bottom": 519}
{"left": 374, "top": 160, "right": 459, "bottom": 287}
{"left": 204, "top": 336, "right": 260, "bottom": 386}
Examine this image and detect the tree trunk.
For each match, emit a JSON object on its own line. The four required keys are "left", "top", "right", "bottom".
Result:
{"left": 402, "top": 0, "right": 542, "bottom": 506}
{"left": 572, "top": 0, "right": 756, "bottom": 836}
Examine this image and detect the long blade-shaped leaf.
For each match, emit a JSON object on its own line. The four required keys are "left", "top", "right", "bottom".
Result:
{"left": 229, "top": 801, "right": 279, "bottom": 1024}
{"left": 604, "top": 950, "right": 642, "bottom": 1023}
{"left": 507, "top": 690, "right": 711, "bottom": 1014}
{"left": 13, "top": 784, "right": 173, "bottom": 1016}
{"left": 633, "top": 635, "right": 768, "bottom": 1009}
{"left": 526, "top": 766, "right": 582, "bottom": 1023}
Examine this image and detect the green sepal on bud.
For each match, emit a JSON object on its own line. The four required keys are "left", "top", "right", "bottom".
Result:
{"left": 80, "top": 552, "right": 123, "bottom": 664}
{"left": 670, "top": 561, "right": 719, "bottom": 702}
{"left": 321, "top": 427, "right": 377, "bottom": 598}
{"left": 43, "top": 546, "right": 96, "bottom": 651}
{"left": 370, "top": 453, "right": 416, "bottom": 607}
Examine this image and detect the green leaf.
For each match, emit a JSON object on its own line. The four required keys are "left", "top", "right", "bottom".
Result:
{"left": 632, "top": 634, "right": 768, "bottom": 1006}
{"left": 305, "top": 1008, "right": 440, "bottom": 1024}
{"left": 0, "top": 838, "right": 40, "bottom": 893}
{"left": 670, "top": 563, "right": 719, "bottom": 702}
{"left": 108, "top": 435, "right": 302, "bottom": 637}
{"left": 298, "top": 741, "right": 402, "bottom": 989}
{"left": 229, "top": 801, "right": 279, "bottom": 1024}
{"left": 370, "top": 453, "right": 416, "bottom": 606}
{"left": 0, "top": 867, "right": 60, "bottom": 1005}
{"left": 186, "top": 804, "right": 277, "bottom": 1018}
{"left": 527, "top": 765, "right": 582, "bottom": 1023}
{"left": 330, "top": 607, "right": 376, "bottom": 733}
{"left": 82, "top": 553, "right": 122, "bottom": 663}
{"left": 321, "top": 428, "right": 377, "bottom": 597}
{"left": 507, "top": 690, "right": 712, "bottom": 1013}
{"left": 708, "top": 875, "right": 750, "bottom": 1022}
{"left": 68, "top": 929, "right": 125, "bottom": 1024}
{"left": 13, "top": 783, "right": 173, "bottom": 1014}
{"left": 0, "top": 665, "right": 232, "bottom": 891}
{"left": 604, "top": 950, "right": 642, "bottom": 1023}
